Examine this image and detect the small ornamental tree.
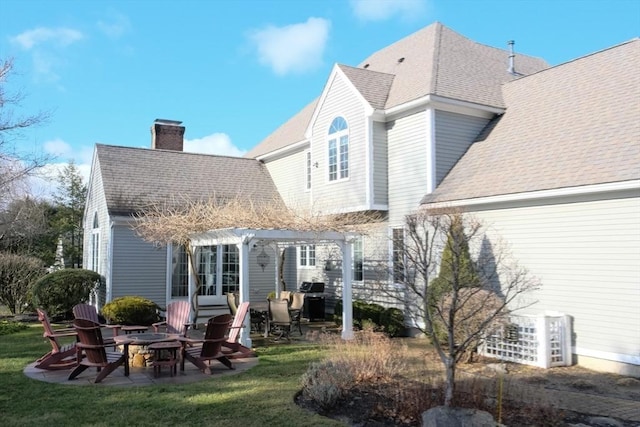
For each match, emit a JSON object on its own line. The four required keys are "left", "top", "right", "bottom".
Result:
{"left": 379, "top": 210, "right": 539, "bottom": 407}
{"left": 0, "top": 252, "right": 46, "bottom": 314}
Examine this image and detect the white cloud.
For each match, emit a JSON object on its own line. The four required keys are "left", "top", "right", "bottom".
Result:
{"left": 350, "top": 0, "right": 427, "bottom": 22}
{"left": 184, "top": 133, "right": 246, "bottom": 157}
{"left": 43, "top": 138, "right": 73, "bottom": 157}
{"left": 249, "top": 17, "right": 330, "bottom": 76}
{"left": 97, "top": 13, "right": 131, "bottom": 38}
{"left": 11, "top": 27, "right": 83, "bottom": 50}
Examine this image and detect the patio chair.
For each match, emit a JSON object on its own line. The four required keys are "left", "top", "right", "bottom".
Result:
{"left": 68, "top": 318, "right": 129, "bottom": 383}
{"left": 289, "top": 292, "right": 305, "bottom": 335}
{"left": 268, "top": 298, "right": 292, "bottom": 340}
{"left": 72, "top": 303, "right": 120, "bottom": 342}
{"left": 152, "top": 300, "right": 192, "bottom": 337}
{"left": 279, "top": 291, "right": 292, "bottom": 304}
{"left": 34, "top": 308, "right": 78, "bottom": 370}
{"left": 222, "top": 302, "right": 256, "bottom": 358}
{"left": 181, "top": 314, "right": 234, "bottom": 374}
{"left": 226, "top": 292, "right": 238, "bottom": 316}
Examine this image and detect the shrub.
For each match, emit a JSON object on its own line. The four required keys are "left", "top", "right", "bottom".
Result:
{"left": 301, "top": 360, "right": 354, "bottom": 409}
{"left": 0, "top": 320, "right": 29, "bottom": 335}
{"left": 31, "top": 269, "right": 102, "bottom": 319}
{"left": 0, "top": 252, "right": 46, "bottom": 314}
{"left": 380, "top": 307, "right": 405, "bottom": 337}
{"left": 334, "top": 299, "right": 405, "bottom": 337}
{"left": 101, "top": 296, "right": 160, "bottom": 325}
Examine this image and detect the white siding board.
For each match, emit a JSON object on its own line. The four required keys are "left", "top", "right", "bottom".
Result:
{"left": 310, "top": 74, "right": 367, "bottom": 212}
{"left": 387, "top": 111, "right": 428, "bottom": 225}
{"left": 372, "top": 121, "right": 388, "bottom": 206}
{"left": 470, "top": 194, "right": 640, "bottom": 362}
{"left": 265, "top": 148, "right": 310, "bottom": 210}
{"left": 435, "top": 110, "right": 489, "bottom": 185}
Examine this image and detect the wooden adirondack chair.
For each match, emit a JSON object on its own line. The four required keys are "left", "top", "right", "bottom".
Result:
{"left": 72, "top": 303, "right": 120, "bottom": 341}
{"left": 35, "top": 308, "right": 78, "bottom": 370}
{"left": 222, "top": 302, "right": 255, "bottom": 358}
{"left": 181, "top": 314, "right": 234, "bottom": 374}
{"left": 68, "top": 318, "right": 129, "bottom": 383}
{"left": 152, "top": 300, "right": 192, "bottom": 337}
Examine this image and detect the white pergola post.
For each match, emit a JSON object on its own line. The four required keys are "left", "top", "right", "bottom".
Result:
{"left": 238, "top": 237, "right": 252, "bottom": 348}
{"left": 340, "top": 239, "right": 354, "bottom": 340}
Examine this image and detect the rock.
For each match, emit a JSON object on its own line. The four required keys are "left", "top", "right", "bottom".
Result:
{"left": 587, "top": 416, "right": 623, "bottom": 427}
{"left": 486, "top": 363, "right": 508, "bottom": 374}
{"left": 421, "top": 406, "right": 502, "bottom": 427}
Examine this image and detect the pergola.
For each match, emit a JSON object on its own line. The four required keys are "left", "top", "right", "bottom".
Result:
{"left": 187, "top": 227, "right": 359, "bottom": 348}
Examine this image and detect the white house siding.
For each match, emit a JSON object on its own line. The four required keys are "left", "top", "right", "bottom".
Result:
{"left": 387, "top": 111, "right": 428, "bottom": 226}
{"left": 372, "top": 120, "right": 389, "bottom": 206}
{"left": 82, "top": 158, "right": 111, "bottom": 306}
{"left": 264, "top": 148, "right": 310, "bottom": 210}
{"left": 247, "top": 244, "right": 278, "bottom": 301}
{"left": 468, "top": 191, "right": 640, "bottom": 372}
{"left": 310, "top": 73, "right": 368, "bottom": 213}
{"left": 110, "top": 225, "right": 168, "bottom": 307}
{"left": 434, "top": 110, "right": 490, "bottom": 186}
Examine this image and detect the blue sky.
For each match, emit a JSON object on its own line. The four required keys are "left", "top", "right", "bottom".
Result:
{"left": 0, "top": 0, "right": 638, "bottom": 195}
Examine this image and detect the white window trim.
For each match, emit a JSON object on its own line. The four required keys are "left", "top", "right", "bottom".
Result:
{"left": 298, "top": 245, "right": 317, "bottom": 268}
{"left": 305, "top": 150, "right": 311, "bottom": 192}
{"left": 327, "top": 116, "right": 350, "bottom": 183}
{"left": 352, "top": 236, "right": 364, "bottom": 282}
{"left": 91, "top": 212, "right": 100, "bottom": 273}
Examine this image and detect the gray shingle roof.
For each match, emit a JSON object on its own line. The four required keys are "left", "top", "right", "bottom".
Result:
{"left": 96, "top": 144, "right": 283, "bottom": 215}
{"left": 423, "top": 39, "right": 640, "bottom": 205}
{"left": 246, "top": 22, "right": 548, "bottom": 159}
{"left": 337, "top": 64, "right": 394, "bottom": 110}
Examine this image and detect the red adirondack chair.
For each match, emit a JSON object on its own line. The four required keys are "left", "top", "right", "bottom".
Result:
{"left": 152, "top": 300, "right": 192, "bottom": 337}
{"left": 68, "top": 318, "right": 129, "bottom": 383}
{"left": 222, "top": 302, "right": 256, "bottom": 358}
{"left": 72, "top": 303, "right": 120, "bottom": 342}
{"left": 181, "top": 314, "right": 234, "bottom": 374}
{"left": 35, "top": 308, "right": 78, "bottom": 370}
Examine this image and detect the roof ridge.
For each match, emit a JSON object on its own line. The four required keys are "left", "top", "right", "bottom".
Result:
{"left": 97, "top": 143, "right": 255, "bottom": 161}
{"left": 430, "top": 22, "right": 443, "bottom": 94}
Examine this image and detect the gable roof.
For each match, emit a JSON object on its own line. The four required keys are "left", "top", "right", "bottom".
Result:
{"left": 95, "top": 144, "right": 283, "bottom": 216}
{"left": 423, "top": 39, "right": 640, "bottom": 205}
{"left": 246, "top": 22, "right": 548, "bottom": 159}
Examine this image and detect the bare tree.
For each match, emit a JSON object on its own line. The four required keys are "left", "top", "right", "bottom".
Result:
{"left": 387, "top": 209, "right": 539, "bottom": 407}
{"left": 0, "top": 57, "right": 52, "bottom": 203}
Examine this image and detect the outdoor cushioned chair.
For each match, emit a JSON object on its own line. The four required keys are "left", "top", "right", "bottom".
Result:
{"left": 268, "top": 298, "right": 292, "bottom": 340}
{"left": 152, "top": 300, "right": 192, "bottom": 337}
{"left": 288, "top": 292, "right": 305, "bottom": 335}
{"left": 181, "top": 314, "right": 234, "bottom": 374}
{"left": 222, "top": 302, "right": 255, "bottom": 358}
{"left": 279, "top": 291, "right": 292, "bottom": 304}
{"left": 226, "top": 292, "right": 238, "bottom": 316}
{"left": 68, "top": 318, "right": 129, "bottom": 383}
{"left": 35, "top": 308, "right": 78, "bottom": 370}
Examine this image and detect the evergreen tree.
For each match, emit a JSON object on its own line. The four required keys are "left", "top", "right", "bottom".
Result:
{"left": 52, "top": 162, "right": 86, "bottom": 268}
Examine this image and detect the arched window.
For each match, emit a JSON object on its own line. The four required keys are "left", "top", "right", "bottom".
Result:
{"left": 91, "top": 212, "right": 100, "bottom": 273}
{"left": 328, "top": 116, "right": 349, "bottom": 181}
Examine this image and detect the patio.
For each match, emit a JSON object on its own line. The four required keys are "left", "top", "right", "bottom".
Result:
{"left": 23, "top": 319, "right": 339, "bottom": 386}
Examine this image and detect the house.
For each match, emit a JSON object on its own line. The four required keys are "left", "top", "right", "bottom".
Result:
{"left": 83, "top": 23, "right": 639, "bottom": 375}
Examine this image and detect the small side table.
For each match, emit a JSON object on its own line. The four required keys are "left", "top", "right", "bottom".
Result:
{"left": 148, "top": 341, "right": 181, "bottom": 377}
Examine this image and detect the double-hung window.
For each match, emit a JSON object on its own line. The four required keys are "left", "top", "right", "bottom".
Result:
{"left": 91, "top": 213, "right": 100, "bottom": 272}
{"left": 328, "top": 116, "right": 349, "bottom": 181}
{"left": 299, "top": 245, "right": 316, "bottom": 267}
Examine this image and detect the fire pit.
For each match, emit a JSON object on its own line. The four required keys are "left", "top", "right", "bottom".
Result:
{"left": 113, "top": 333, "right": 180, "bottom": 367}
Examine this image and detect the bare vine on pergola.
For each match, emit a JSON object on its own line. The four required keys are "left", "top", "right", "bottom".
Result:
{"left": 132, "top": 194, "right": 382, "bottom": 299}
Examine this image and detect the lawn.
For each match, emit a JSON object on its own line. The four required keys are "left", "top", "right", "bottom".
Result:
{"left": 0, "top": 322, "right": 344, "bottom": 427}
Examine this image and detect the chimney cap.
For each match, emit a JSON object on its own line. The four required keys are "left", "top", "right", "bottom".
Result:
{"left": 154, "top": 119, "right": 183, "bottom": 126}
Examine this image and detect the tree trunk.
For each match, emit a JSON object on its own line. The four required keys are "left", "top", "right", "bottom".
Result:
{"left": 279, "top": 247, "right": 286, "bottom": 291}
{"left": 444, "top": 357, "right": 456, "bottom": 407}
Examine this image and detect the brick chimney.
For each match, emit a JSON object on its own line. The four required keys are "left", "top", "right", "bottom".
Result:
{"left": 151, "top": 119, "right": 185, "bottom": 151}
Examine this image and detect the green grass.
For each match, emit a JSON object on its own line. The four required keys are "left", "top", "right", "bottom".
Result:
{"left": 0, "top": 324, "right": 344, "bottom": 427}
